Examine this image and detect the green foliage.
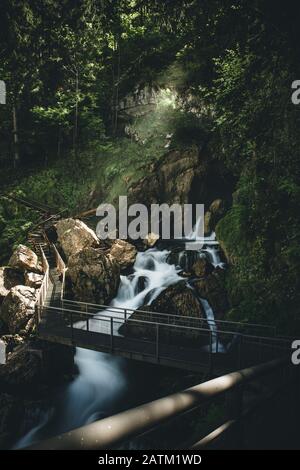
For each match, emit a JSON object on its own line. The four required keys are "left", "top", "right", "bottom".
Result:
{"left": 0, "top": 0, "right": 300, "bottom": 335}
{"left": 0, "top": 196, "right": 39, "bottom": 264}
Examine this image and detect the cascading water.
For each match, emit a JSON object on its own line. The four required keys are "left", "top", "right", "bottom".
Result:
{"left": 13, "top": 222, "right": 225, "bottom": 449}
{"left": 13, "top": 350, "right": 127, "bottom": 449}
{"left": 112, "top": 249, "right": 182, "bottom": 310}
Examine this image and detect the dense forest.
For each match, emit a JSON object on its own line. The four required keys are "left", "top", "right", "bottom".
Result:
{"left": 1, "top": 0, "right": 300, "bottom": 335}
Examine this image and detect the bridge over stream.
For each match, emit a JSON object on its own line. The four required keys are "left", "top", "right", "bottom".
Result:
{"left": 1, "top": 191, "right": 291, "bottom": 374}
{"left": 2, "top": 193, "right": 298, "bottom": 449}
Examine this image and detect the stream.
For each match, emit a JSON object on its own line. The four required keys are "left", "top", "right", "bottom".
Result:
{"left": 13, "top": 228, "right": 224, "bottom": 449}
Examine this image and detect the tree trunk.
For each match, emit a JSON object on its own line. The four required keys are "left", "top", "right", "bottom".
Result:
{"left": 111, "top": 38, "right": 116, "bottom": 132}
{"left": 12, "top": 105, "right": 19, "bottom": 168}
{"left": 114, "top": 41, "right": 121, "bottom": 135}
{"left": 73, "top": 69, "right": 79, "bottom": 157}
{"left": 57, "top": 127, "right": 62, "bottom": 158}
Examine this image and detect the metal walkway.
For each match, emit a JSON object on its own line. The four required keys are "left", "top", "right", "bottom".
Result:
{"left": 34, "top": 244, "right": 291, "bottom": 374}
{"left": 6, "top": 193, "right": 290, "bottom": 374}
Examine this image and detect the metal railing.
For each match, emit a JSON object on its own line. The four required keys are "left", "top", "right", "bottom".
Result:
{"left": 24, "top": 204, "right": 280, "bottom": 342}
{"left": 35, "top": 247, "right": 50, "bottom": 324}
{"left": 28, "top": 356, "right": 294, "bottom": 450}
{"left": 52, "top": 242, "right": 67, "bottom": 301}
{"left": 60, "top": 298, "right": 276, "bottom": 337}
{"left": 38, "top": 304, "right": 290, "bottom": 373}
{"left": 30, "top": 214, "right": 288, "bottom": 369}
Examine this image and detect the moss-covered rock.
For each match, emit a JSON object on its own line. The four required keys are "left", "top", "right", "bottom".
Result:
{"left": 193, "top": 268, "right": 229, "bottom": 319}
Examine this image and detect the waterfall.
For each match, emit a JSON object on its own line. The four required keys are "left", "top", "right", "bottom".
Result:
{"left": 13, "top": 220, "right": 225, "bottom": 448}
{"left": 202, "top": 246, "right": 225, "bottom": 269}
{"left": 199, "top": 298, "right": 226, "bottom": 353}
{"left": 112, "top": 249, "right": 182, "bottom": 310}
{"left": 13, "top": 350, "right": 127, "bottom": 448}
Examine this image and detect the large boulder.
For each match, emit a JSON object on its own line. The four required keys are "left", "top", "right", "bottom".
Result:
{"left": 144, "top": 281, "right": 204, "bottom": 318}
{"left": 193, "top": 268, "right": 229, "bottom": 319}
{"left": 0, "top": 267, "right": 25, "bottom": 304}
{"left": 191, "top": 258, "right": 213, "bottom": 277}
{"left": 25, "top": 272, "right": 44, "bottom": 289}
{"left": 56, "top": 218, "right": 100, "bottom": 259}
{"left": 122, "top": 282, "right": 207, "bottom": 344}
{"left": 0, "top": 286, "right": 36, "bottom": 334}
{"left": 109, "top": 239, "right": 137, "bottom": 270}
{"left": 143, "top": 232, "right": 159, "bottom": 248}
{"left": 68, "top": 247, "right": 120, "bottom": 304}
{"left": 8, "top": 245, "right": 42, "bottom": 274}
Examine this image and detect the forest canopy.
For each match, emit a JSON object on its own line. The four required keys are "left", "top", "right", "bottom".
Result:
{"left": 0, "top": 0, "right": 300, "bottom": 333}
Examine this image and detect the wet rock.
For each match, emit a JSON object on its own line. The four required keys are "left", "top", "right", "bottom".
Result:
{"left": 144, "top": 281, "right": 204, "bottom": 318}
{"left": 204, "top": 211, "right": 213, "bottom": 236}
{"left": 167, "top": 249, "right": 199, "bottom": 272}
{"left": 135, "top": 276, "right": 148, "bottom": 294}
{"left": 56, "top": 218, "right": 100, "bottom": 259}
{"left": 191, "top": 258, "right": 213, "bottom": 278}
{"left": 109, "top": 239, "right": 137, "bottom": 270}
{"left": 144, "top": 233, "right": 159, "bottom": 248}
{"left": 8, "top": 245, "right": 42, "bottom": 274}
{"left": 0, "top": 267, "right": 25, "bottom": 304}
{"left": 122, "top": 282, "right": 206, "bottom": 344}
{"left": 0, "top": 350, "right": 42, "bottom": 391}
{"left": 193, "top": 268, "right": 228, "bottom": 319}
{"left": 0, "top": 286, "right": 36, "bottom": 334}
{"left": 68, "top": 247, "right": 120, "bottom": 304}
{"left": 205, "top": 199, "right": 228, "bottom": 234}
{"left": 210, "top": 198, "right": 227, "bottom": 219}
{"left": 25, "top": 272, "right": 44, "bottom": 289}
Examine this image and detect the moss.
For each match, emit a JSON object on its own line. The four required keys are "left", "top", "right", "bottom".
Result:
{"left": 215, "top": 204, "right": 249, "bottom": 264}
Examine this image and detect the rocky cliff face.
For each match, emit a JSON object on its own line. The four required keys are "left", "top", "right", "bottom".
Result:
{"left": 128, "top": 146, "right": 232, "bottom": 210}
